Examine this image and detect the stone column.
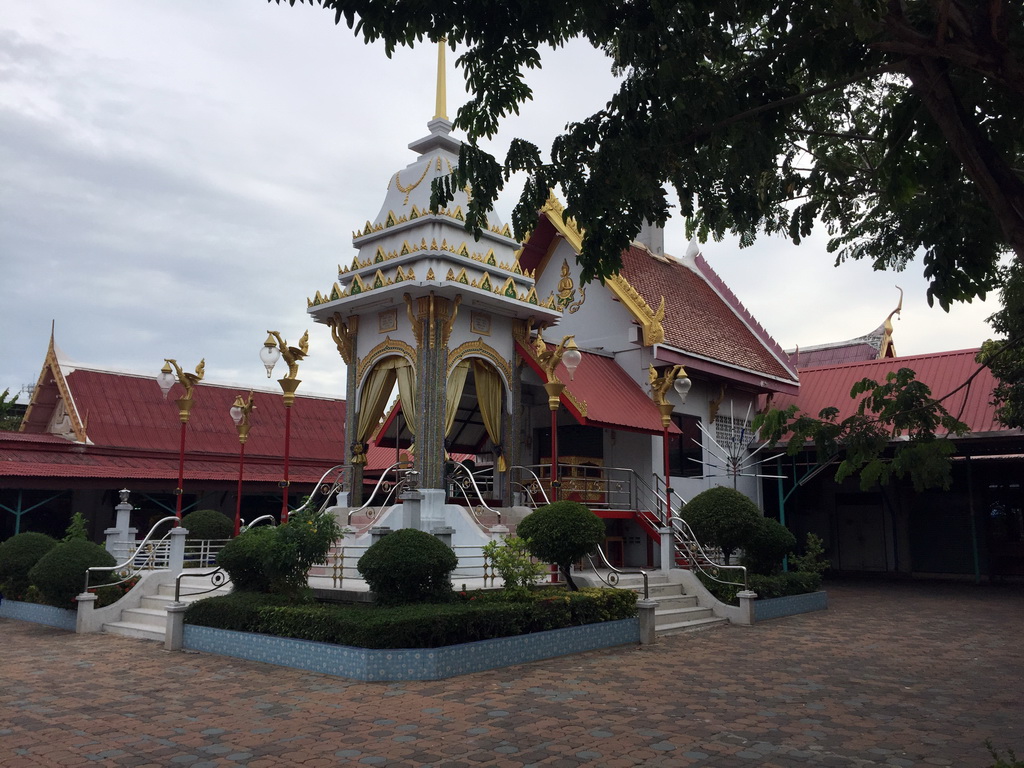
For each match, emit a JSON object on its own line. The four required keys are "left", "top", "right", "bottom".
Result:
{"left": 413, "top": 294, "right": 452, "bottom": 490}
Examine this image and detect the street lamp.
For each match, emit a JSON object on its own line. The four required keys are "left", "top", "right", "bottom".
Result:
{"left": 534, "top": 333, "right": 582, "bottom": 502}
{"left": 261, "top": 330, "right": 308, "bottom": 523}
{"left": 650, "top": 364, "right": 691, "bottom": 522}
{"left": 229, "top": 391, "right": 256, "bottom": 537}
{"left": 157, "top": 358, "right": 205, "bottom": 522}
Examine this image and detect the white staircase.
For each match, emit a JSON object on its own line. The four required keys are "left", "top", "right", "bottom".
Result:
{"left": 584, "top": 571, "right": 728, "bottom": 635}
{"left": 103, "top": 577, "right": 230, "bottom": 643}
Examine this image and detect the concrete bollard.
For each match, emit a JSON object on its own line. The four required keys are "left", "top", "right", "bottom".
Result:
{"left": 637, "top": 598, "right": 658, "bottom": 645}
{"left": 165, "top": 602, "right": 188, "bottom": 651}
{"left": 75, "top": 592, "right": 98, "bottom": 634}
{"left": 736, "top": 590, "right": 758, "bottom": 626}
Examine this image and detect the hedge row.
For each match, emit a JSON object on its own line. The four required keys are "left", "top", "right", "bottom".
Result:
{"left": 184, "top": 587, "right": 637, "bottom": 649}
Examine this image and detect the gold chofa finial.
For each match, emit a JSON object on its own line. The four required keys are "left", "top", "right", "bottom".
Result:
{"left": 434, "top": 37, "right": 448, "bottom": 121}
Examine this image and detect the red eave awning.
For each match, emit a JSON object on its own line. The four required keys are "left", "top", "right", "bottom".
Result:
{"left": 516, "top": 341, "right": 679, "bottom": 435}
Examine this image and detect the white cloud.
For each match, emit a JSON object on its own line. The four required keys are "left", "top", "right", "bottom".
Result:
{"left": 0, "top": 1, "right": 1002, "bottom": 411}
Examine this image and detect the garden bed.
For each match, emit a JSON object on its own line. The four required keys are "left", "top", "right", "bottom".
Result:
{"left": 752, "top": 590, "right": 828, "bottom": 621}
{"left": 0, "top": 598, "right": 77, "bottom": 631}
{"left": 183, "top": 618, "right": 640, "bottom": 681}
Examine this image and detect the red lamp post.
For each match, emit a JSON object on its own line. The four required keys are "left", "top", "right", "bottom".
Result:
{"left": 229, "top": 392, "right": 256, "bottom": 537}
{"left": 157, "top": 358, "right": 205, "bottom": 523}
{"left": 261, "top": 331, "right": 308, "bottom": 524}
{"left": 536, "top": 334, "right": 582, "bottom": 503}
{"left": 651, "top": 365, "right": 691, "bottom": 523}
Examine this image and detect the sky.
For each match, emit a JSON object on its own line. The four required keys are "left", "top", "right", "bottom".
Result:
{"left": 0, "top": 1, "right": 1006, "bottom": 404}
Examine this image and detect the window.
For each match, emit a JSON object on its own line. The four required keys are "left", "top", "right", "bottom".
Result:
{"left": 669, "top": 414, "right": 703, "bottom": 478}
{"left": 714, "top": 415, "right": 752, "bottom": 447}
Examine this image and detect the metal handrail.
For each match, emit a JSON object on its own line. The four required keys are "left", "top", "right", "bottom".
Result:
{"left": 509, "top": 465, "right": 550, "bottom": 507}
{"left": 174, "top": 566, "right": 232, "bottom": 602}
{"left": 288, "top": 463, "right": 351, "bottom": 518}
{"left": 85, "top": 515, "right": 179, "bottom": 591}
{"left": 670, "top": 516, "right": 748, "bottom": 590}
{"left": 241, "top": 514, "right": 277, "bottom": 530}
{"left": 347, "top": 460, "right": 414, "bottom": 523}
{"left": 584, "top": 546, "right": 649, "bottom": 600}
{"left": 446, "top": 460, "right": 501, "bottom": 523}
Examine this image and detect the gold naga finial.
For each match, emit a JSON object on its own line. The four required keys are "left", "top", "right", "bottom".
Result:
{"left": 267, "top": 330, "right": 309, "bottom": 380}
{"left": 163, "top": 358, "right": 205, "bottom": 401}
{"left": 434, "top": 37, "right": 448, "bottom": 121}
{"left": 879, "top": 286, "right": 904, "bottom": 358}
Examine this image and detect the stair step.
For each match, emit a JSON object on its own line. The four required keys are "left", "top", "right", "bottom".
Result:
{"left": 655, "top": 605, "right": 715, "bottom": 625}
{"left": 102, "top": 621, "right": 164, "bottom": 642}
{"left": 656, "top": 616, "right": 729, "bottom": 636}
{"left": 652, "top": 594, "right": 699, "bottom": 610}
{"left": 119, "top": 607, "right": 167, "bottom": 628}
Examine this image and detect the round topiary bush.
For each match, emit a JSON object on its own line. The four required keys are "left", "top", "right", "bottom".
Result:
{"left": 27, "top": 539, "right": 116, "bottom": 607}
{"left": 517, "top": 501, "right": 605, "bottom": 590}
{"left": 682, "top": 486, "right": 761, "bottom": 564}
{"left": 216, "top": 526, "right": 277, "bottom": 593}
{"left": 741, "top": 516, "right": 797, "bottom": 575}
{"left": 0, "top": 532, "right": 58, "bottom": 600}
{"left": 357, "top": 528, "right": 458, "bottom": 605}
{"left": 180, "top": 509, "right": 234, "bottom": 540}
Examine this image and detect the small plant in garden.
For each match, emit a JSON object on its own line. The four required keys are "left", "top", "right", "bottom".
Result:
{"left": 516, "top": 501, "right": 605, "bottom": 591}
{"left": 27, "top": 538, "right": 116, "bottom": 607}
{"left": 790, "top": 533, "right": 830, "bottom": 575}
{"left": 357, "top": 528, "right": 458, "bottom": 605}
{"left": 0, "top": 532, "right": 57, "bottom": 600}
{"left": 682, "top": 486, "right": 760, "bottom": 565}
{"left": 217, "top": 508, "right": 342, "bottom": 598}
{"left": 482, "top": 535, "right": 545, "bottom": 597}
{"left": 62, "top": 511, "right": 89, "bottom": 542}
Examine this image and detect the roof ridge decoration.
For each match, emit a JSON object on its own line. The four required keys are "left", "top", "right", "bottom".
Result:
{"left": 536, "top": 192, "right": 666, "bottom": 344}
{"left": 607, "top": 274, "right": 666, "bottom": 346}
{"left": 20, "top": 327, "right": 88, "bottom": 443}
{"left": 693, "top": 252, "right": 797, "bottom": 380}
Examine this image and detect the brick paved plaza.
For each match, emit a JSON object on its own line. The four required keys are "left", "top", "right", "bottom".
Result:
{"left": 1, "top": 580, "right": 1021, "bottom": 767}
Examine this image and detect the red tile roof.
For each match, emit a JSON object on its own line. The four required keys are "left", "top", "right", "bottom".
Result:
{"left": 618, "top": 248, "right": 798, "bottom": 388}
{"left": 517, "top": 342, "right": 679, "bottom": 435}
{"left": 8, "top": 363, "right": 347, "bottom": 484}
{"left": 771, "top": 349, "right": 1015, "bottom": 439}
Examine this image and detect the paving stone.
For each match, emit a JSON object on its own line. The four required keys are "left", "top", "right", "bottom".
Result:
{"left": 1, "top": 581, "right": 1022, "bottom": 767}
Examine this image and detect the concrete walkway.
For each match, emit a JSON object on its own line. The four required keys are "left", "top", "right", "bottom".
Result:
{"left": 1, "top": 580, "right": 1021, "bottom": 767}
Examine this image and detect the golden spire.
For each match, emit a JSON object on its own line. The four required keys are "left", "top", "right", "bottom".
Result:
{"left": 434, "top": 37, "right": 448, "bottom": 121}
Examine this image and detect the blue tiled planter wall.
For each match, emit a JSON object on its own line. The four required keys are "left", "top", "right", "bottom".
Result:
{"left": 0, "top": 599, "right": 77, "bottom": 631}
{"left": 753, "top": 590, "right": 828, "bottom": 622}
{"left": 184, "top": 618, "right": 640, "bottom": 681}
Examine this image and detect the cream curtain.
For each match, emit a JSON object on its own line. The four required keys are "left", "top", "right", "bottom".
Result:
{"left": 444, "top": 360, "right": 471, "bottom": 441}
{"left": 395, "top": 363, "right": 417, "bottom": 437}
{"left": 472, "top": 359, "right": 506, "bottom": 470}
{"left": 356, "top": 357, "right": 414, "bottom": 444}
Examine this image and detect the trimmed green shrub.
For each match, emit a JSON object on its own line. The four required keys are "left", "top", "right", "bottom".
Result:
{"left": 517, "top": 501, "right": 605, "bottom": 590}
{"left": 216, "top": 526, "right": 278, "bottom": 593}
{"left": 181, "top": 509, "right": 234, "bottom": 540}
{"left": 184, "top": 586, "right": 637, "bottom": 648}
{"left": 183, "top": 591, "right": 294, "bottom": 631}
{"left": 748, "top": 571, "right": 822, "bottom": 599}
{"left": 682, "top": 486, "right": 760, "bottom": 564}
{"left": 357, "top": 528, "right": 458, "bottom": 605}
{"left": 742, "top": 516, "right": 797, "bottom": 575}
{"left": 27, "top": 539, "right": 116, "bottom": 607}
{"left": 0, "top": 532, "right": 58, "bottom": 600}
